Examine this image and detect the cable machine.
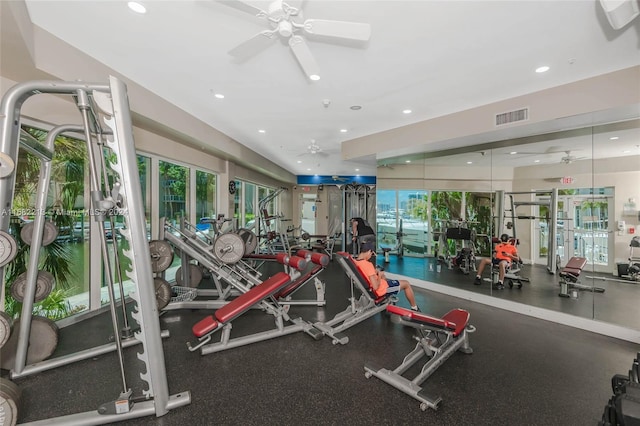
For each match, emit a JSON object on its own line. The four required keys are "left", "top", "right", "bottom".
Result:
{"left": 496, "top": 189, "right": 559, "bottom": 274}
{"left": 341, "top": 183, "right": 376, "bottom": 251}
{"left": 0, "top": 77, "right": 190, "bottom": 424}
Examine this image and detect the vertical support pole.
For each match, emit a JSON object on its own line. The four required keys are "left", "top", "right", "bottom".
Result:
{"left": 548, "top": 188, "right": 559, "bottom": 274}
{"left": 495, "top": 190, "right": 505, "bottom": 237}
{"left": 106, "top": 76, "right": 170, "bottom": 415}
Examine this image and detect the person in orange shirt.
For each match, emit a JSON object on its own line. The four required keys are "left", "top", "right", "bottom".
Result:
{"left": 474, "top": 233, "right": 520, "bottom": 290}
{"left": 354, "top": 241, "right": 420, "bottom": 311}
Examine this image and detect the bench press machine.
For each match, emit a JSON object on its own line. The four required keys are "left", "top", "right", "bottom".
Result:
{"left": 188, "top": 272, "right": 322, "bottom": 355}
{"left": 559, "top": 256, "right": 605, "bottom": 298}
{"left": 312, "top": 252, "right": 396, "bottom": 345}
{"left": 364, "top": 305, "right": 475, "bottom": 411}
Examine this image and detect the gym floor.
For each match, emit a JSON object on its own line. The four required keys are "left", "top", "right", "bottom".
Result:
{"left": 8, "top": 254, "right": 640, "bottom": 425}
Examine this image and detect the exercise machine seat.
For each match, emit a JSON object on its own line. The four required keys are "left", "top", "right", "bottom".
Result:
{"left": 192, "top": 272, "right": 291, "bottom": 337}
{"left": 387, "top": 305, "right": 470, "bottom": 337}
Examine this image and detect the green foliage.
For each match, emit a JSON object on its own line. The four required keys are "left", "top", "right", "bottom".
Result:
{"left": 4, "top": 125, "right": 82, "bottom": 321}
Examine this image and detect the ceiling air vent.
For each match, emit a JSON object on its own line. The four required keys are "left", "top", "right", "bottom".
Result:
{"left": 495, "top": 107, "right": 529, "bottom": 126}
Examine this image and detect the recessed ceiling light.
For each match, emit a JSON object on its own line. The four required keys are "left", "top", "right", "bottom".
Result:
{"left": 535, "top": 66, "right": 550, "bottom": 73}
{"left": 350, "top": 105, "right": 362, "bottom": 110}
{"left": 307, "top": 168, "right": 311, "bottom": 171}
{"left": 534, "top": 159, "right": 541, "bottom": 163}
{"left": 297, "top": 160, "right": 302, "bottom": 163}
{"left": 623, "top": 150, "right": 631, "bottom": 153}
{"left": 214, "top": 93, "right": 224, "bottom": 99}
{"left": 355, "top": 168, "right": 360, "bottom": 172}
{"left": 340, "top": 129, "right": 348, "bottom": 133}
{"left": 258, "top": 129, "right": 266, "bottom": 133}
{"left": 309, "top": 74, "right": 320, "bottom": 81}
{"left": 466, "top": 161, "right": 473, "bottom": 164}
{"left": 405, "top": 160, "right": 411, "bottom": 163}
{"left": 402, "top": 109, "right": 412, "bottom": 114}
{"left": 127, "top": 1, "right": 146, "bottom": 14}
{"left": 610, "top": 136, "right": 619, "bottom": 140}
{"left": 510, "top": 151, "right": 517, "bottom": 155}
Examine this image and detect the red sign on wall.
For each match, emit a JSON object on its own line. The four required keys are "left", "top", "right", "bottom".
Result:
{"left": 561, "top": 176, "right": 574, "bottom": 184}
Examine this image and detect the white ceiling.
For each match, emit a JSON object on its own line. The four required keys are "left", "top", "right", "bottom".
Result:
{"left": 23, "top": 0, "right": 640, "bottom": 177}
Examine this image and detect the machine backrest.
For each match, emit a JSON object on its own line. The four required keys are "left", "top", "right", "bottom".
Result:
{"left": 335, "top": 252, "right": 387, "bottom": 304}
{"left": 446, "top": 227, "right": 472, "bottom": 241}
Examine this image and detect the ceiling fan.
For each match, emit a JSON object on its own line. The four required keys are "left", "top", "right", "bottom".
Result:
{"left": 216, "top": 0, "right": 372, "bottom": 80}
{"left": 560, "top": 151, "right": 588, "bottom": 164}
{"left": 377, "top": 163, "right": 394, "bottom": 170}
{"left": 297, "top": 139, "right": 330, "bottom": 157}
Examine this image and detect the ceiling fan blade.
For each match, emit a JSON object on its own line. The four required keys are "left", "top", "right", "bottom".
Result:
{"left": 215, "top": 0, "right": 267, "bottom": 17}
{"left": 303, "top": 19, "right": 371, "bottom": 41}
{"left": 288, "top": 35, "right": 320, "bottom": 79}
{"left": 229, "top": 30, "right": 277, "bottom": 59}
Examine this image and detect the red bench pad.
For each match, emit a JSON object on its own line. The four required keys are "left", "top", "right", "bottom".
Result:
{"left": 565, "top": 256, "right": 587, "bottom": 270}
{"left": 193, "top": 315, "right": 218, "bottom": 338}
{"left": 387, "top": 305, "right": 470, "bottom": 337}
{"left": 215, "top": 272, "right": 291, "bottom": 324}
{"left": 274, "top": 265, "right": 322, "bottom": 299}
{"left": 442, "top": 308, "right": 471, "bottom": 337}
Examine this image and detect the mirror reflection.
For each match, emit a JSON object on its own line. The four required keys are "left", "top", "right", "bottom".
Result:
{"left": 376, "top": 119, "right": 640, "bottom": 331}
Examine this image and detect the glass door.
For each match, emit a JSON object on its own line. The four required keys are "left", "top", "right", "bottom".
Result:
{"left": 573, "top": 196, "right": 611, "bottom": 272}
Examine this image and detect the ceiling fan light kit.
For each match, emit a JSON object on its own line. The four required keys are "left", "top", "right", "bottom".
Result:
{"left": 219, "top": 0, "right": 372, "bottom": 80}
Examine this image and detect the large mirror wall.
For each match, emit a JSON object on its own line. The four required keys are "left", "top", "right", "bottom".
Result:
{"left": 376, "top": 119, "right": 640, "bottom": 331}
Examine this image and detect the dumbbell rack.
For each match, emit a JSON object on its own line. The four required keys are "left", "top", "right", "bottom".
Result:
{"left": 0, "top": 77, "right": 190, "bottom": 424}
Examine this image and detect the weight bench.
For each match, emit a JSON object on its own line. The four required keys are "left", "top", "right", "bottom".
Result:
{"left": 312, "top": 251, "right": 396, "bottom": 345}
{"left": 274, "top": 249, "right": 329, "bottom": 306}
{"left": 188, "top": 272, "right": 322, "bottom": 355}
{"left": 559, "top": 256, "right": 605, "bottom": 298}
{"left": 245, "top": 250, "right": 329, "bottom": 306}
{"left": 364, "top": 305, "right": 476, "bottom": 411}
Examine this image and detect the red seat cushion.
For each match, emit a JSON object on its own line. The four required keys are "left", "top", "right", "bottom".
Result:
{"left": 565, "top": 256, "right": 587, "bottom": 270}
{"left": 442, "top": 308, "right": 471, "bottom": 337}
{"left": 215, "top": 272, "right": 291, "bottom": 324}
{"left": 192, "top": 315, "right": 218, "bottom": 338}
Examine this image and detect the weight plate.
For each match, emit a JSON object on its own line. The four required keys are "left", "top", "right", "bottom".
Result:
{"left": 10, "top": 270, "right": 55, "bottom": 303}
{"left": 0, "top": 377, "right": 20, "bottom": 426}
{"left": 0, "top": 315, "right": 59, "bottom": 370}
{"left": 154, "top": 277, "right": 172, "bottom": 310}
{"left": 175, "top": 264, "right": 203, "bottom": 288}
{"left": 237, "top": 228, "right": 258, "bottom": 255}
{"left": 0, "top": 230, "right": 18, "bottom": 267}
{"left": 0, "top": 311, "right": 13, "bottom": 349}
{"left": 149, "top": 240, "right": 174, "bottom": 273}
{"left": 213, "top": 232, "right": 245, "bottom": 264}
{"left": 0, "top": 152, "right": 15, "bottom": 179}
{"left": 20, "top": 221, "right": 58, "bottom": 246}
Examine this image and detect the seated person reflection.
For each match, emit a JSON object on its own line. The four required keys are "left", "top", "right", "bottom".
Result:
{"left": 355, "top": 241, "right": 420, "bottom": 311}
{"left": 473, "top": 234, "right": 520, "bottom": 290}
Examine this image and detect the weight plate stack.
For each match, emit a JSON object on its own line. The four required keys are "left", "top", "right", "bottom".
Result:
{"left": 0, "top": 316, "right": 59, "bottom": 370}
{"left": 175, "top": 264, "right": 203, "bottom": 288}
{"left": 0, "top": 230, "right": 18, "bottom": 267}
{"left": 10, "top": 270, "right": 55, "bottom": 303}
{"left": 149, "top": 240, "right": 174, "bottom": 273}
{"left": 0, "top": 311, "right": 13, "bottom": 349}
{"left": 20, "top": 221, "right": 59, "bottom": 246}
{"left": 0, "top": 377, "right": 21, "bottom": 426}
{"left": 154, "top": 277, "right": 172, "bottom": 310}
